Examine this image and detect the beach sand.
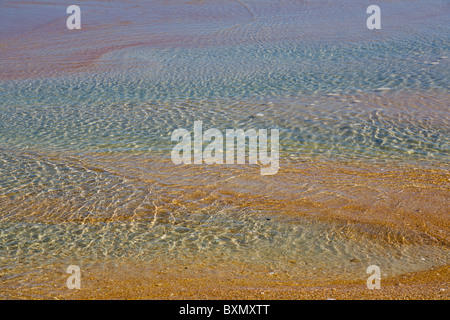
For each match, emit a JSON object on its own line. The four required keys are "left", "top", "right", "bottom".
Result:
{"left": 1, "top": 158, "right": 448, "bottom": 300}
{"left": 1, "top": 258, "right": 448, "bottom": 300}
{"left": 0, "top": 0, "right": 448, "bottom": 300}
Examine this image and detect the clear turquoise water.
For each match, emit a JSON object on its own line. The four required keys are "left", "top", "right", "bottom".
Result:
{"left": 0, "top": 0, "right": 449, "bottom": 287}
{"left": 1, "top": 8, "right": 449, "bottom": 160}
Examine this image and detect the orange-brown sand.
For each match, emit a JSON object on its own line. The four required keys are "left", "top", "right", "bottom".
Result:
{"left": 1, "top": 260, "right": 448, "bottom": 300}
{"left": 1, "top": 157, "right": 448, "bottom": 300}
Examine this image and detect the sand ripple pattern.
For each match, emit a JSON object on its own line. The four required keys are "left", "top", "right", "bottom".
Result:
{"left": 0, "top": 0, "right": 449, "bottom": 286}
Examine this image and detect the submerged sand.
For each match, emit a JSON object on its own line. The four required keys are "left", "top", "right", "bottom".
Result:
{"left": 1, "top": 259, "right": 448, "bottom": 300}
{"left": 1, "top": 158, "right": 448, "bottom": 300}
{"left": 0, "top": 0, "right": 448, "bottom": 300}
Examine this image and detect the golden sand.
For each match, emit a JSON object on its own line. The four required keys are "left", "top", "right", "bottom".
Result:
{"left": 1, "top": 259, "right": 448, "bottom": 300}
{"left": 1, "top": 157, "right": 448, "bottom": 300}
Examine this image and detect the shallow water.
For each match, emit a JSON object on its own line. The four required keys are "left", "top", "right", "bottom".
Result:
{"left": 1, "top": 212, "right": 448, "bottom": 279}
{"left": 0, "top": 0, "right": 449, "bottom": 294}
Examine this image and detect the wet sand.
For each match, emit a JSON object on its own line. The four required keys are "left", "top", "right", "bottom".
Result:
{"left": 2, "top": 154, "right": 448, "bottom": 245}
{"left": 1, "top": 259, "right": 448, "bottom": 300}
{"left": 1, "top": 0, "right": 448, "bottom": 300}
{"left": 1, "top": 158, "right": 448, "bottom": 300}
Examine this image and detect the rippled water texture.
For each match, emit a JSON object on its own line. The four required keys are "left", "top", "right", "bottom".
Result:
{"left": 0, "top": 0, "right": 449, "bottom": 297}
